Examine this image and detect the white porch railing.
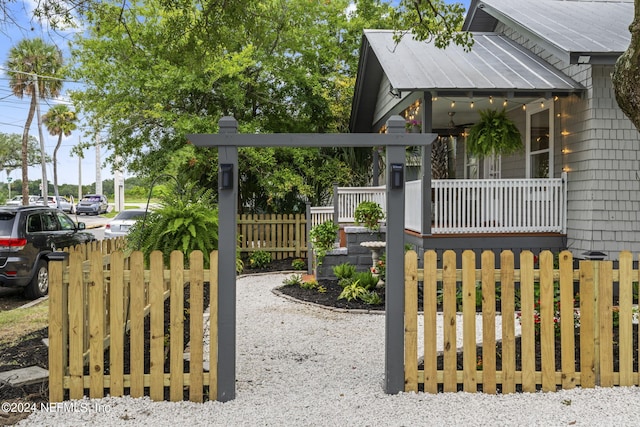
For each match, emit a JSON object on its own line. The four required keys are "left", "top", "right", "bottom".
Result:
{"left": 310, "top": 175, "right": 567, "bottom": 234}
{"left": 335, "top": 186, "right": 386, "bottom": 223}
{"left": 407, "top": 175, "right": 567, "bottom": 234}
{"left": 309, "top": 206, "right": 334, "bottom": 228}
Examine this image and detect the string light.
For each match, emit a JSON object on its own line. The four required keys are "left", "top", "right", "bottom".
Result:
{"left": 470, "top": 100, "right": 474, "bottom": 109}
{"left": 503, "top": 99, "right": 508, "bottom": 107}
{"left": 450, "top": 100, "right": 456, "bottom": 109}
{"left": 489, "top": 96, "right": 493, "bottom": 104}
{"left": 540, "top": 101, "right": 545, "bottom": 108}
{"left": 522, "top": 104, "right": 526, "bottom": 111}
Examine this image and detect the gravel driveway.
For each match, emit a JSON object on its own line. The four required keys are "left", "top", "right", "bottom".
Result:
{"left": 21, "top": 273, "right": 640, "bottom": 426}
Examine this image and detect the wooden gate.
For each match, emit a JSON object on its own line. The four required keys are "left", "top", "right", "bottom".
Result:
{"left": 48, "top": 246, "right": 219, "bottom": 402}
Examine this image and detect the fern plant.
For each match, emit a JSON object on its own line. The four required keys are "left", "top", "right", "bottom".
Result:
{"left": 127, "top": 181, "right": 221, "bottom": 269}
{"left": 466, "top": 109, "right": 523, "bottom": 157}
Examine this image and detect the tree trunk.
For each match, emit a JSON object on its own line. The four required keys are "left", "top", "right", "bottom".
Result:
{"left": 612, "top": 0, "right": 640, "bottom": 132}
{"left": 53, "top": 134, "right": 62, "bottom": 205}
{"left": 21, "top": 96, "right": 37, "bottom": 204}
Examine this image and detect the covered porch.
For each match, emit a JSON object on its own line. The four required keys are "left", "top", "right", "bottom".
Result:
{"left": 312, "top": 175, "right": 567, "bottom": 236}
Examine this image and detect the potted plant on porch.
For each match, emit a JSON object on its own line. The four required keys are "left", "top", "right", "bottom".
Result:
{"left": 354, "top": 201, "right": 385, "bottom": 232}
{"left": 465, "top": 109, "right": 523, "bottom": 157}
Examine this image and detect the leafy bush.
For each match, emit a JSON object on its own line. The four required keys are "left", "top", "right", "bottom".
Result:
{"left": 332, "top": 263, "right": 356, "bottom": 280}
{"left": 282, "top": 274, "right": 324, "bottom": 292}
{"left": 282, "top": 274, "right": 303, "bottom": 286}
{"left": 353, "top": 271, "right": 379, "bottom": 291}
{"left": 338, "top": 280, "right": 368, "bottom": 302}
{"left": 248, "top": 250, "right": 272, "bottom": 269}
{"left": 291, "top": 258, "right": 306, "bottom": 270}
{"left": 360, "top": 290, "right": 383, "bottom": 305}
{"left": 354, "top": 201, "right": 384, "bottom": 231}
{"left": 127, "top": 181, "right": 231, "bottom": 269}
{"left": 309, "top": 221, "right": 339, "bottom": 266}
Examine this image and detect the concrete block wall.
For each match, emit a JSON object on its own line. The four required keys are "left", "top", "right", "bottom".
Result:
{"left": 316, "top": 226, "right": 386, "bottom": 280}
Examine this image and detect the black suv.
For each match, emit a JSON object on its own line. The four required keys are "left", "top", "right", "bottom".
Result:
{"left": 0, "top": 206, "right": 96, "bottom": 299}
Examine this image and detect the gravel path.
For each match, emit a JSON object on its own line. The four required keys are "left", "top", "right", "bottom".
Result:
{"left": 21, "top": 273, "right": 640, "bottom": 426}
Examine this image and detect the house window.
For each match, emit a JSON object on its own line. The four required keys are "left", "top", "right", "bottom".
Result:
{"left": 526, "top": 100, "right": 553, "bottom": 178}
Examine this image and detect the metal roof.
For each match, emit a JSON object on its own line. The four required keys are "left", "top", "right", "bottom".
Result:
{"left": 363, "top": 30, "right": 583, "bottom": 93}
{"left": 465, "top": 0, "right": 632, "bottom": 63}
{"left": 349, "top": 30, "right": 584, "bottom": 132}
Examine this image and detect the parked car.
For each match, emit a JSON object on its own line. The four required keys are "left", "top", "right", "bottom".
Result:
{"left": 5, "top": 195, "right": 39, "bottom": 206}
{"left": 104, "top": 209, "right": 147, "bottom": 238}
{"left": 36, "top": 196, "right": 76, "bottom": 213}
{"left": 75, "top": 194, "right": 109, "bottom": 215}
{"left": 0, "top": 206, "right": 95, "bottom": 299}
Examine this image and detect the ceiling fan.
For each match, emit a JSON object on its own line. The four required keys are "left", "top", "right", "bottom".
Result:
{"left": 446, "top": 111, "right": 473, "bottom": 134}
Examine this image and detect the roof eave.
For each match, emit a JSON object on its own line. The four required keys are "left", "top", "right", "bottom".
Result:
{"left": 474, "top": 1, "right": 572, "bottom": 64}
{"left": 569, "top": 52, "right": 622, "bottom": 65}
{"left": 349, "top": 34, "right": 384, "bottom": 133}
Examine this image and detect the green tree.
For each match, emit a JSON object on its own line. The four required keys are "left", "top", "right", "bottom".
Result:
{"left": 43, "top": 104, "right": 78, "bottom": 204}
{"left": 392, "top": 0, "right": 472, "bottom": 49}
{"left": 5, "top": 38, "right": 63, "bottom": 204}
{"left": 0, "top": 132, "right": 44, "bottom": 171}
{"left": 69, "top": 0, "right": 400, "bottom": 210}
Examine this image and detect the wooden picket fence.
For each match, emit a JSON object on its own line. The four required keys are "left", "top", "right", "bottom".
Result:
{"left": 237, "top": 213, "right": 307, "bottom": 259}
{"left": 404, "top": 249, "right": 640, "bottom": 393}
{"left": 48, "top": 243, "right": 218, "bottom": 403}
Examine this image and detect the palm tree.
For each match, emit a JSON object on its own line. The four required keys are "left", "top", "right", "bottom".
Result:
{"left": 43, "top": 104, "right": 77, "bottom": 205}
{"left": 5, "top": 38, "right": 63, "bottom": 204}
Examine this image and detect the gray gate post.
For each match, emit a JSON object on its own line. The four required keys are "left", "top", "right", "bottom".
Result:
{"left": 385, "top": 115, "right": 406, "bottom": 394}
{"left": 217, "top": 116, "right": 238, "bottom": 401}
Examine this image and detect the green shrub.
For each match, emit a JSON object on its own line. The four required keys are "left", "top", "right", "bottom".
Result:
{"left": 332, "top": 263, "right": 356, "bottom": 280}
{"left": 353, "top": 271, "right": 379, "bottom": 291}
{"left": 291, "top": 258, "right": 306, "bottom": 270}
{"left": 361, "top": 291, "right": 383, "bottom": 305}
{"left": 309, "top": 221, "right": 339, "bottom": 266}
{"left": 354, "top": 201, "right": 384, "bottom": 231}
{"left": 338, "top": 280, "right": 368, "bottom": 302}
{"left": 248, "top": 250, "right": 272, "bottom": 269}
{"left": 282, "top": 274, "right": 303, "bottom": 286}
{"left": 126, "top": 181, "right": 221, "bottom": 268}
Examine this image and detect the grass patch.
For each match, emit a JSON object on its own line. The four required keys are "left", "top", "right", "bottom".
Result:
{"left": 0, "top": 300, "right": 48, "bottom": 346}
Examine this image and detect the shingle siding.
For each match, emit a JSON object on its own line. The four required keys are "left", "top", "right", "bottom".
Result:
{"left": 496, "top": 23, "right": 640, "bottom": 260}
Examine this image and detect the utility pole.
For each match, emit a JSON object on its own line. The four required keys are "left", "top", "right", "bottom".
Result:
{"left": 114, "top": 156, "right": 124, "bottom": 212}
{"left": 34, "top": 78, "right": 48, "bottom": 201}
{"left": 95, "top": 134, "right": 102, "bottom": 195}
{"left": 77, "top": 137, "right": 83, "bottom": 200}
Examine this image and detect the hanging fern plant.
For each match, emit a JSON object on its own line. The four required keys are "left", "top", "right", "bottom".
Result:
{"left": 466, "top": 109, "right": 523, "bottom": 157}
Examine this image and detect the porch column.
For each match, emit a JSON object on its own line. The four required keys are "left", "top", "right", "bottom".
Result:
{"left": 385, "top": 115, "right": 406, "bottom": 394}
{"left": 421, "top": 93, "right": 433, "bottom": 236}
{"left": 217, "top": 116, "right": 238, "bottom": 401}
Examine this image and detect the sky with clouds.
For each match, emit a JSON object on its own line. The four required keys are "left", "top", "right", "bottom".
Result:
{"left": 0, "top": 0, "right": 471, "bottom": 188}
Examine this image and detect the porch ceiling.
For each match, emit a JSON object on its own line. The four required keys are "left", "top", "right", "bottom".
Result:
{"left": 350, "top": 30, "right": 584, "bottom": 133}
